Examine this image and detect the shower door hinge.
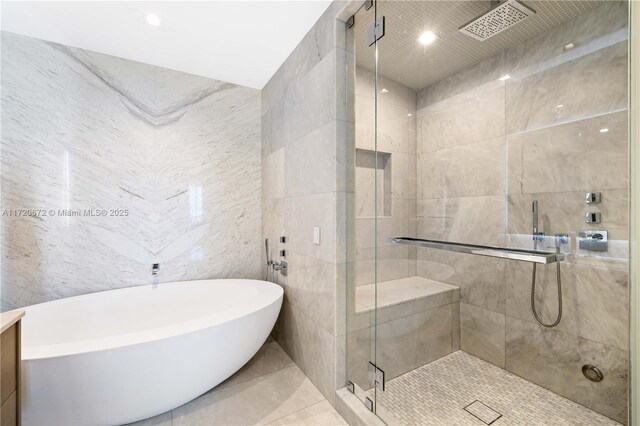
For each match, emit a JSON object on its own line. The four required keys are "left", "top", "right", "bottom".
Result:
{"left": 368, "top": 361, "right": 385, "bottom": 391}
{"left": 347, "top": 15, "right": 355, "bottom": 29}
{"left": 347, "top": 380, "right": 355, "bottom": 393}
{"left": 368, "top": 16, "right": 385, "bottom": 46}
{"left": 365, "top": 396, "right": 374, "bottom": 412}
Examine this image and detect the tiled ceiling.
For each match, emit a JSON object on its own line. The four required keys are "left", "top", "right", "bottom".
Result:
{"left": 354, "top": 0, "right": 604, "bottom": 91}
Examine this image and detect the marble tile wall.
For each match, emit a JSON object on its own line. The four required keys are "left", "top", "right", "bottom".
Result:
{"left": 354, "top": 65, "right": 417, "bottom": 287}
{"left": 346, "top": 299, "right": 459, "bottom": 391}
{"left": 1, "top": 32, "right": 261, "bottom": 311}
{"left": 416, "top": 49, "right": 510, "bottom": 373}
{"left": 415, "top": 2, "right": 629, "bottom": 423}
{"left": 261, "top": 1, "right": 352, "bottom": 406}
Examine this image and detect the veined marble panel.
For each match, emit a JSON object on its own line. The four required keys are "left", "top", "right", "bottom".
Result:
{"left": 356, "top": 66, "right": 416, "bottom": 109}
{"left": 281, "top": 2, "right": 342, "bottom": 97}
{"left": 261, "top": 98, "right": 286, "bottom": 157}
{"left": 417, "top": 250, "right": 506, "bottom": 314}
{"left": 285, "top": 121, "right": 337, "bottom": 197}
{"left": 417, "top": 54, "right": 505, "bottom": 110}
{"left": 506, "top": 317, "right": 628, "bottom": 424}
{"left": 286, "top": 193, "right": 336, "bottom": 264}
{"left": 261, "top": 4, "right": 346, "bottom": 403}
{"left": 273, "top": 298, "right": 336, "bottom": 403}
{"left": 262, "top": 147, "right": 285, "bottom": 200}
{"left": 505, "top": 2, "right": 628, "bottom": 86}
{"left": 507, "top": 111, "right": 628, "bottom": 195}
{"left": 419, "top": 136, "right": 506, "bottom": 199}
{"left": 284, "top": 52, "right": 335, "bottom": 145}
{"left": 416, "top": 196, "right": 506, "bottom": 247}
{"left": 355, "top": 66, "right": 416, "bottom": 156}
{"left": 356, "top": 199, "right": 415, "bottom": 249}
{"left": 390, "top": 152, "right": 416, "bottom": 200}
{"left": 355, "top": 245, "right": 414, "bottom": 286}
{"left": 353, "top": 66, "right": 417, "bottom": 290}
{"left": 506, "top": 260, "right": 629, "bottom": 351}
{"left": 417, "top": 82, "right": 505, "bottom": 154}
{"left": 505, "top": 2, "right": 628, "bottom": 134}
{"left": 1, "top": 32, "right": 261, "bottom": 310}
{"left": 377, "top": 101, "right": 417, "bottom": 155}
{"left": 460, "top": 303, "right": 506, "bottom": 368}
{"left": 285, "top": 250, "right": 336, "bottom": 336}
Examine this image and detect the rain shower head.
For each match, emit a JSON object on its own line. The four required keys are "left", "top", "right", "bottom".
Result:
{"left": 459, "top": 0, "right": 536, "bottom": 41}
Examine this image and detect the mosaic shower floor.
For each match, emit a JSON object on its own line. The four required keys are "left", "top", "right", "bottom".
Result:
{"left": 371, "top": 351, "right": 621, "bottom": 426}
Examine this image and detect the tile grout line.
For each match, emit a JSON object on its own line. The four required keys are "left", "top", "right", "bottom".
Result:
{"left": 264, "top": 399, "right": 331, "bottom": 425}
{"left": 502, "top": 312, "right": 628, "bottom": 352}
{"left": 350, "top": 301, "right": 458, "bottom": 333}
{"left": 171, "top": 362, "right": 301, "bottom": 424}
{"left": 375, "top": 350, "right": 621, "bottom": 425}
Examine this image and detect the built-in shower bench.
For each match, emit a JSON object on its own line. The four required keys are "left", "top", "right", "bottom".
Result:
{"left": 355, "top": 276, "right": 459, "bottom": 324}
{"left": 348, "top": 276, "right": 461, "bottom": 385}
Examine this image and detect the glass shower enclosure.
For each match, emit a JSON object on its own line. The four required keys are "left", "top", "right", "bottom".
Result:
{"left": 344, "top": 0, "right": 632, "bottom": 424}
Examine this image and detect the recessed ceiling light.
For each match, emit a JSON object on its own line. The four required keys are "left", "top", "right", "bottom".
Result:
{"left": 407, "top": 113, "right": 413, "bottom": 117}
{"left": 146, "top": 14, "right": 162, "bottom": 27}
{"left": 563, "top": 42, "right": 576, "bottom": 51}
{"left": 418, "top": 31, "right": 437, "bottom": 45}
{"left": 499, "top": 74, "right": 511, "bottom": 81}
{"left": 600, "top": 128, "right": 609, "bottom": 133}
{"left": 381, "top": 88, "right": 389, "bottom": 94}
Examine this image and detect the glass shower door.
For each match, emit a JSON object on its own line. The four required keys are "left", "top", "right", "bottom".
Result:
{"left": 370, "top": 1, "right": 442, "bottom": 422}
{"left": 344, "top": 0, "right": 380, "bottom": 411}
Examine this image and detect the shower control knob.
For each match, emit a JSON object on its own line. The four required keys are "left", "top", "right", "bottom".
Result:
{"left": 585, "top": 212, "right": 601, "bottom": 223}
{"left": 578, "top": 230, "right": 608, "bottom": 252}
{"left": 585, "top": 192, "right": 601, "bottom": 204}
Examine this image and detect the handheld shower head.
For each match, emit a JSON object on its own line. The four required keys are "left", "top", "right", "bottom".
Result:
{"left": 265, "top": 238, "right": 272, "bottom": 266}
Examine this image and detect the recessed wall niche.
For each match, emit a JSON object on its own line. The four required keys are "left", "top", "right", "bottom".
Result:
{"left": 355, "top": 148, "right": 391, "bottom": 218}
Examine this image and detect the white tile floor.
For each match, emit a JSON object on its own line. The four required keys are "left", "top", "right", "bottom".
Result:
{"left": 371, "top": 351, "right": 621, "bottom": 426}
{"left": 129, "top": 338, "right": 347, "bottom": 426}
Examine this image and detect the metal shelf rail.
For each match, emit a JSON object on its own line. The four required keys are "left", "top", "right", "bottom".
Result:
{"left": 390, "top": 237, "right": 564, "bottom": 264}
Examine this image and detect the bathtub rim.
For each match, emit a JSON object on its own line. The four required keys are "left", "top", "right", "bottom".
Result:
{"left": 14, "top": 278, "right": 283, "bottom": 361}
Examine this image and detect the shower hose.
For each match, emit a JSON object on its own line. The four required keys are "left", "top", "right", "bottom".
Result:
{"left": 530, "top": 239, "right": 562, "bottom": 327}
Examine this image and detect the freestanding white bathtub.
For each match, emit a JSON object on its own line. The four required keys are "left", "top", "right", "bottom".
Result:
{"left": 17, "top": 279, "right": 283, "bottom": 425}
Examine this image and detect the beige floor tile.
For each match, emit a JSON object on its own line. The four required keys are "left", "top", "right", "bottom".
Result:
{"left": 127, "top": 411, "right": 172, "bottom": 426}
{"left": 172, "top": 365, "right": 325, "bottom": 425}
{"left": 127, "top": 341, "right": 346, "bottom": 426}
{"left": 268, "top": 400, "right": 348, "bottom": 426}
{"left": 371, "top": 351, "right": 621, "bottom": 426}
{"left": 218, "top": 341, "right": 295, "bottom": 390}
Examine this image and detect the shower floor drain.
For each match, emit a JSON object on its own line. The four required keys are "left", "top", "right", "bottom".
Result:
{"left": 464, "top": 400, "right": 502, "bottom": 425}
